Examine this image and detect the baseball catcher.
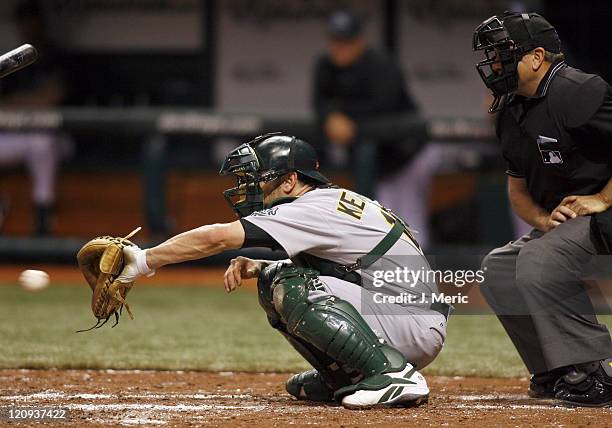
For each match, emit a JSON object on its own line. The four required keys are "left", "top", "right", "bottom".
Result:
{"left": 80, "top": 133, "right": 449, "bottom": 409}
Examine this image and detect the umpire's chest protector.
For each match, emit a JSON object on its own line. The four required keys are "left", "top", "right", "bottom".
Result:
{"left": 497, "top": 63, "right": 612, "bottom": 213}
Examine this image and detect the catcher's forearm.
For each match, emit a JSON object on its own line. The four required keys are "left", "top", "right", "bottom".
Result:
{"left": 146, "top": 222, "right": 245, "bottom": 270}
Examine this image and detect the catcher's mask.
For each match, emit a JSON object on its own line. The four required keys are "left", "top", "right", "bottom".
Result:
{"left": 473, "top": 12, "right": 561, "bottom": 112}
{"left": 219, "top": 133, "right": 329, "bottom": 217}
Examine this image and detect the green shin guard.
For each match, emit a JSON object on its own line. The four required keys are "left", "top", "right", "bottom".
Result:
{"left": 271, "top": 267, "right": 407, "bottom": 399}
{"left": 257, "top": 264, "right": 352, "bottom": 392}
{"left": 278, "top": 329, "right": 354, "bottom": 391}
{"left": 260, "top": 265, "right": 408, "bottom": 401}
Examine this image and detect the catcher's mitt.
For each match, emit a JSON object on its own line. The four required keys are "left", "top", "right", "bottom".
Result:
{"left": 76, "top": 227, "right": 141, "bottom": 332}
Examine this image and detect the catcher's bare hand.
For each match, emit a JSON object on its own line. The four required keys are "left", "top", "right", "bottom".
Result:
{"left": 224, "top": 256, "right": 262, "bottom": 293}
{"left": 561, "top": 194, "right": 610, "bottom": 216}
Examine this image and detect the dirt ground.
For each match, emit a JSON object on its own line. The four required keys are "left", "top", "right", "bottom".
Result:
{"left": 0, "top": 370, "right": 610, "bottom": 427}
{"left": 2, "top": 266, "right": 611, "bottom": 426}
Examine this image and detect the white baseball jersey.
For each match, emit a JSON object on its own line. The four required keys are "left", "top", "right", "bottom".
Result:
{"left": 243, "top": 187, "right": 439, "bottom": 306}
{"left": 243, "top": 187, "right": 447, "bottom": 368}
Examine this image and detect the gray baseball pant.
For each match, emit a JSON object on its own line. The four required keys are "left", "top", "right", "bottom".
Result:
{"left": 318, "top": 275, "right": 447, "bottom": 370}
{"left": 480, "top": 216, "right": 612, "bottom": 374}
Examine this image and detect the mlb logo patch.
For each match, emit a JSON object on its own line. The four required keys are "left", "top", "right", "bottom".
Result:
{"left": 537, "top": 135, "right": 563, "bottom": 164}
{"left": 541, "top": 150, "right": 563, "bottom": 164}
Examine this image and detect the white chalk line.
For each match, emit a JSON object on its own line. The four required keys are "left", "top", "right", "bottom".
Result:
{"left": 119, "top": 418, "right": 167, "bottom": 426}
{"left": 453, "top": 394, "right": 533, "bottom": 401}
{"left": 7, "top": 390, "right": 605, "bottom": 415}
{"left": 456, "top": 404, "right": 578, "bottom": 411}
{"left": 0, "top": 390, "right": 253, "bottom": 401}
{"left": 453, "top": 394, "right": 611, "bottom": 411}
{"left": 0, "top": 390, "right": 338, "bottom": 416}
{"left": 67, "top": 403, "right": 269, "bottom": 412}
{"left": 0, "top": 391, "right": 565, "bottom": 406}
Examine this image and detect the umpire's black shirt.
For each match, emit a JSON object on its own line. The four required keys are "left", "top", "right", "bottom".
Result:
{"left": 497, "top": 59, "right": 612, "bottom": 212}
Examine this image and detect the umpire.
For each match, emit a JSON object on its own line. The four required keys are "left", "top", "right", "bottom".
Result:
{"left": 473, "top": 11, "right": 612, "bottom": 406}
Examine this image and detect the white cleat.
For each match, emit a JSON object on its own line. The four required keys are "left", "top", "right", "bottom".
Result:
{"left": 341, "top": 363, "right": 429, "bottom": 410}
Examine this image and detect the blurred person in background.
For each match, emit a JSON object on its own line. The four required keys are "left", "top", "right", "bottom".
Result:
{"left": 312, "top": 10, "right": 429, "bottom": 245}
{"left": 0, "top": 0, "right": 66, "bottom": 236}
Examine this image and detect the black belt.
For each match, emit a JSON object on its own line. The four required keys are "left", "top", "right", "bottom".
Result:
{"left": 430, "top": 302, "right": 452, "bottom": 320}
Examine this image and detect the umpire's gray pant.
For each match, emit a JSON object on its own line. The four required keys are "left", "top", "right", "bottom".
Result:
{"left": 481, "top": 216, "right": 612, "bottom": 374}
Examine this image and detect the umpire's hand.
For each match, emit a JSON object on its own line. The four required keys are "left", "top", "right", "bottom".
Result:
{"left": 561, "top": 194, "right": 611, "bottom": 216}
{"left": 544, "top": 203, "right": 578, "bottom": 231}
{"left": 223, "top": 256, "right": 262, "bottom": 293}
{"left": 543, "top": 193, "right": 611, "bottom": 232}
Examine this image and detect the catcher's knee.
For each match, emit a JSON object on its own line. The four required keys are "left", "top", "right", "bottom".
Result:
{"left": 257, "top": 262, "right": 286, "bottom": 328}
{"left": 270, "top": 266, "right": 322, "bottom": 328}
{"left": 272, "top": 278, "right": 311, "bottom": 331}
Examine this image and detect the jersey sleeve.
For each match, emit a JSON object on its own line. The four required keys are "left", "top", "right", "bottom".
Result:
{"left": 564, "top": 75, "right": 608, "bottom": 128}
{"left": 239, "top": 219, "right": 282, "bottom": 250}
{"left": 566, "top": 77, "right": 612, "bottom": 163}
{"left": 504, "top": 156, "right": 525, "bottom": 178}
{"left": 241, "top": 201, "right": 338, "bottom": 258}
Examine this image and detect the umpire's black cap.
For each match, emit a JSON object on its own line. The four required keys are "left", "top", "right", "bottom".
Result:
{"left": 503, "top": 11, "right": 562, "bottom": 54}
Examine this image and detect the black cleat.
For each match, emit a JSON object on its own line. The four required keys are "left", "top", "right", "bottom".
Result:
{"left": 554, "top": 358, "right": 612, "bottom": 407}
{"left": 286, "top": 370, "right": 335, "bottom": 402}
{"left": 529, "top": 368, "right": 567, "bottom": 399}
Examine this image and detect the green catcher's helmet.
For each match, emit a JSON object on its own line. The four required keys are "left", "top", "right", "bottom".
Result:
{"left": 219, "top": 133, "right": 330, "bottom": 217}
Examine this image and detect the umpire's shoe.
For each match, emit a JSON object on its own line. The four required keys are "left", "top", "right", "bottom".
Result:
{"left": 554, "top": 358, "right": 612, "bottom": 407}
{"left": 336, "top": 363, "right": 429, "bottom": 409}
{"left": 529, "top": 368, "right": 568, "bottom": 399}
{"left": 286, "top": 370, "right": 334, "bottom": 402}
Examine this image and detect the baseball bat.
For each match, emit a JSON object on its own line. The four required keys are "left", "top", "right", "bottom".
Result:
{"left": 0, "top": 44, "right": 38, "bottom": 80}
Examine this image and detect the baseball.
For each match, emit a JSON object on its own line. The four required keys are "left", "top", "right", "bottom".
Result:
{"left": 18, "top": 269, "right": 50, "bottom": 292}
